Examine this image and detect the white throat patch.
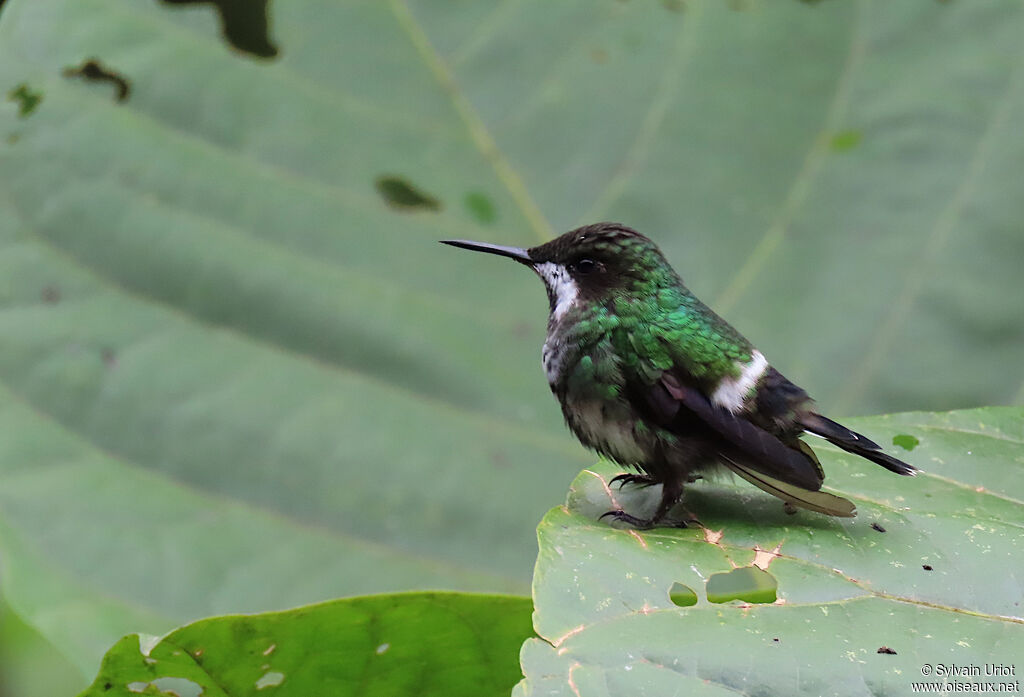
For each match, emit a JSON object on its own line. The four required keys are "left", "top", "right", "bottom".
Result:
{"left": 711, "top": 350, "right": 769, "bottom": 413}
{"left": 533, "top": 262, "right": 579, "bottom": 322}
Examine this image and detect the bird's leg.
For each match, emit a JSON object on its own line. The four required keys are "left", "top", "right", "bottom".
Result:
{"left": 600, "top": 479, "right": 692, "bottom": 529}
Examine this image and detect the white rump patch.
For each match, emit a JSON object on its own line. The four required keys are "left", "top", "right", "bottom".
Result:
{"left": 533, "top": 262, "right": 579, "bottom": 322}
{"left": 711, "top": 350, "right": 768, "bottom": 413}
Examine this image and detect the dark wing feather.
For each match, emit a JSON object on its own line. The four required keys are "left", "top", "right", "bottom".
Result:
{"left": 654, "top": 373, "right": 824, "bottom": 491}
{"left": 800, "top": 412, "right": 918, "bottom": 476}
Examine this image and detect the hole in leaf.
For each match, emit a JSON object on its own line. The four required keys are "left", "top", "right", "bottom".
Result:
{"left": 877, "top": 646, "right": 897, "bottom": 655}
{"left": 871, "top": 522, "right": 887, "bottom": 533}
{"left": 464, "top": 191, "right": 497, "bottom": 224}
{"left": 668, "top": 582, "right": 697, "bottom": 607}
{"left": 375, "top": 175, "right": 441, "bottom": 212}
{"left": 128, "top": 678, "right": 203, "bottom": 696}
{"left": 7, "top": 83, "right": 42, "bottom": 117}
{"left": 63, "top": 59, "right": 131, "bottom": 102}
{"left": 922, "top": 564, "right": 933, "bottom": 571}
{"left": 156, "top": 677, "right": 203, "bottom": 697}
{"left": 706, "top": 567, "right": 777, "bottom": 604}
{"left": 830, "top": 129, "right": 862, "bottom": 152}
{"left": 160, "top": 0, "right": 279, "bottom": 59}
{"left": 255, "top": 671, "right": 285, "bottom": 689}
{"left": 892, "top": 434, "right": 919, "bottom": 451}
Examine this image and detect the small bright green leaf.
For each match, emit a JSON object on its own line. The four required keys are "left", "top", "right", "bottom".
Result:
{"left": 518, "top": 408, "right": 1024, "bottom": 696}
{"left": 6, "top": 82, "right": 42, "bottom": 116}
{"left": 464, "top": 191, "right": 497, "bottom": 224}
{"left": 80, "top": 592, "right": 533, "bottom": 697}
{"left": 829, "top": 129, "right": 862, "bottom": 152}
{"left": 893, "top": 433, "right": 920, "bottom": 451}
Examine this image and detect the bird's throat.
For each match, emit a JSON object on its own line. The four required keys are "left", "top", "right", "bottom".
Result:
{"left": 533, "top": 262, "right": 579, "bottom": 323}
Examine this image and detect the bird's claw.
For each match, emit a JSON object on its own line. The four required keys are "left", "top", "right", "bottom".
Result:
{"left": 599, "top": 509, "right": 656, "bottom": 529}
{"left": 609, "top": 473, "right": 655, "bottom": 490}
{"left": 599, "top": 509, "right": 700, "bottom": 530}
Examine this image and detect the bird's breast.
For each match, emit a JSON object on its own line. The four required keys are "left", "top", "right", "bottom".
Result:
{"left": 541, "top": 333, "right": 568, "bottom": 386}
{"left": 562, "top": 393, "right": 649, "bottom": 465}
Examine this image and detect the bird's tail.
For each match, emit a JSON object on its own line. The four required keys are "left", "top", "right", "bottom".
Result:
{"left": 799, "top": 413, "right": 918, "bottom": 476}
{"left": 719, "top": 454, "right": 856, "bottom": 517}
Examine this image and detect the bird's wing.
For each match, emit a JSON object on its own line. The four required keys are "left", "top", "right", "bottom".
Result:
{"left": 624, "top": 367, "right": 857, "bottom": 517}
{"left": 651, "top": 371, "right": 823, "bottom": 490}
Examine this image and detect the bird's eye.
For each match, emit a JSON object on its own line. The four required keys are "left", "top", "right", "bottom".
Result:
{"left": 575, "top": 258, "right": 597, "bottom": 274}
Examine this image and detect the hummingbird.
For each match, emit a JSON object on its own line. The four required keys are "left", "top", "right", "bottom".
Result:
{"left": 441, "top": 223, "right": 916, "bottom": 527}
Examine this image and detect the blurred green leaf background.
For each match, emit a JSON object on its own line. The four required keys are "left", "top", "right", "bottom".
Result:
{"left": 0, "top": 0, "right": 1022, "bottom": 693}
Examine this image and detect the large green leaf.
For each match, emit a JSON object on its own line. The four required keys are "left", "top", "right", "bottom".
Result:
{"left": 517, "top": 408, "right": 1024, "bottom": 696}
{"left": 1, "top": 0, "right": 1023, "bottom": 690}
{"left": 78, "top": 592, "right": 533, "bottom": 697}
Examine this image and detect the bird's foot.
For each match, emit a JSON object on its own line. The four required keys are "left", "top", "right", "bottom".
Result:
{"left": 599, "top": 509, "right": 657, "bottom": 529}
{"left": 599, "top": 509, "right": 697, "bottom": 530}
{"left": 609, "top": 473, "right": 656, "bottom": 489}
{"left": 610, "top": 473, "right": 702, "bottom": 489}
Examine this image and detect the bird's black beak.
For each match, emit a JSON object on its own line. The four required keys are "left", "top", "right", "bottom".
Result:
{"left": 440, "top": 239, "right": 533, "bottom": 265}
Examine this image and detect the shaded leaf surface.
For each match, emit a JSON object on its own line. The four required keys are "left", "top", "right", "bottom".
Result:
{"left": 0, "top": 0, "right": 1022, "bottom": 687}
{"left": 79, "top": 592, "right": 533, "bottom": 697}
{"left": 517, "top": 408, "right": 1024, "bottom": 696}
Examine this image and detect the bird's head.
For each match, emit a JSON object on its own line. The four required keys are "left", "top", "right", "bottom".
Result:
{"left": 441, "top": 222, "right": 679, "bottom": 320}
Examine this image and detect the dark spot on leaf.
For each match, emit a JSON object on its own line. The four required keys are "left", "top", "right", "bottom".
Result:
{"left": 101, "top": 348, "right": 117, "bottom": 367}
{"left": 7, "top": 83, "right": 42, "bottom": 117}
{"left": 706, "top": 567, "right": 778, "bottom": 604}
{"left": 922, "top": 564, "right": 933, "bottom": 571}
{"left": 772, "top": 637, "right": 780, "bottom": 642}
{"left": 63, "top": 59, "right": 131, "bottom": 102}
{"left": 892, "top": 434, "right": 919, "bottom": 451}
{"left": 159, "top": 0, "right": 278, "bottom": 58}
{"left": 464, "top": 191, "right": 496, "bottom": 224}
{"left": 661, "top": 0, "right": 685, "bottom": 11}
{"left": 871, "top": 522, "right": 887, "bottom": 533}
{"left": 41, "top": 285, "right": 61, "bottom": 303}
{"left": 7, "top": 133, "right": 19, "bottom": 144}
{"left": 668, "top": 582, "right": 697, "bottom": 607}
{"left": 376, "top": 175, "right": 441, "bottom": 212}
{"left": 590, "top": 48, "right": 608, "bottom": 64}
{"left": 830, "top": 129, "right": 862, "bottom": 152}
{"left": 103, "top": 683, "right": 112, "bottom": 691}
{"left": 877, "top": 646, "right": 897, "bottom": 655}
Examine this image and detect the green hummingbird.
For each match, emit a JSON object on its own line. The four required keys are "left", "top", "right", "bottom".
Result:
{"left": 441, "top": 223, "right": 916, "bottom": 527}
